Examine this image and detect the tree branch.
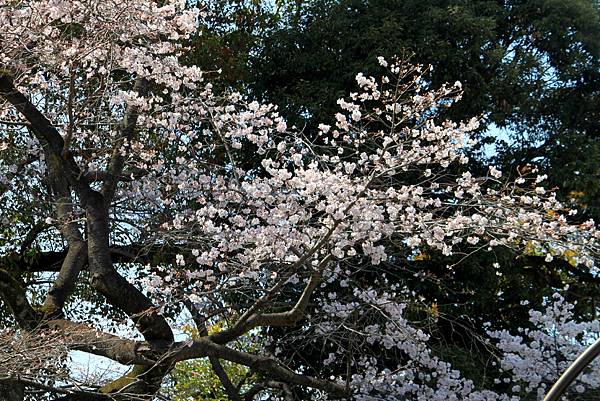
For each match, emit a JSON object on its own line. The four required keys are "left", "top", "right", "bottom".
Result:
{"left": 174, "top": 340, "right": 347, "bottom": 398}
{"left": 41, "top": 240, "right": 86, "bottom": 316}
{"left": 47, "top": 320, "right": 167, "bottom": 366}
{"left": 185, "top": 300, "right": 242, "bottom": 401}
{"left": 41, "top": 149, "right": 87, "bottom": 316}
{"left": 40, "top": 320, "right": 348, "bottom": 398}
{"left": 242, "top": 381, "right": 293, "bottom": 401}
{"left": 101, "top": 77, "right": 148, "bottom": 204}
{"left": 209, "top": 255, "right": 331, "bottom": 344}
{"left": 0, "top": 73, "right": 94, "bottom": 200}
{"left": 0, "top": 269, "right": 39, "bottom": 329}
{"left": 0, "top": 243, "right": 174, "bottom": 274}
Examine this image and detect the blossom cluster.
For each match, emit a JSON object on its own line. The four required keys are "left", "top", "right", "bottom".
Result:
{"left": 488, "top": 293, "right": 600, "bottom": 399}
{"left": 316, "top": 288, "right": 599, "bottom": 400}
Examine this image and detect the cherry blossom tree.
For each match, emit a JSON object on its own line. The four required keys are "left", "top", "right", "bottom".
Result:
{"left": 488, "top": 293, "right": 600, "bottom": 401}
{"left": 0, "top": 1, "right": 599, "bottom": 400}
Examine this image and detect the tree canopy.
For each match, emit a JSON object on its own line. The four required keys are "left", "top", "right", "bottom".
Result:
{"left": 0, "top": 1, "right": 599, "bottom": 401}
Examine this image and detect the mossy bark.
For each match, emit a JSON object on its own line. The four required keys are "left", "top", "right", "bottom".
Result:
{"left": 100, "top": 364, "right": 168, "bottom": 396}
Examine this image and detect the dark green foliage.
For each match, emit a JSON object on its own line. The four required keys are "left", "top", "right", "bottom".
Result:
{"left": 250, "top": 0, "right": 600, "bottom": 135}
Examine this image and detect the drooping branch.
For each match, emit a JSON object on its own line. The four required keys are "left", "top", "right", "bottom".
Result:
{"left": 173, "top": 340, "right": 348, "bottom": 397}
{"left": 80, "top": 336, "right": 347, "bottom": 397}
